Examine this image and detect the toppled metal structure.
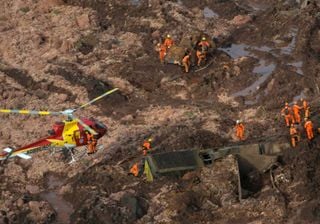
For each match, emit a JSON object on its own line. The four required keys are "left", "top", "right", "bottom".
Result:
{"left": 147, "top": 150, "right": 203, "bottom": 176}
{"left": 145, "top": 141, "right": 290, "bottom": 198}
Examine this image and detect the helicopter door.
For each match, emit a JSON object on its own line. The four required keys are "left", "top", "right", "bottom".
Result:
{"left": 73, "top": 130, "right": 85, "bottom": 145}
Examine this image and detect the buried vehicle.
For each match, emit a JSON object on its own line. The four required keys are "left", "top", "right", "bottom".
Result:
{"left": 164, "top": 32, "right": 216, "bottom": 66}
{"left": 144, "top": 140, "right": 290, "bottom": 199}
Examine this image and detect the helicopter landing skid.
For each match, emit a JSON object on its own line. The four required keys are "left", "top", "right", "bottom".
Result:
{"left": 68, "top": 148, "right": 76, "bottom": 164}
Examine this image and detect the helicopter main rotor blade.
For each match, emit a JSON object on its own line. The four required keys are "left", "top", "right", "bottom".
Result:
{"left": 75, "top": 88, "right": 119, "bottom": 111}
{"left": 77, "top": 118, "right": 98, "bottom": 135}
{"left": 0, "top": 109, "right": 61, "bottom": 116}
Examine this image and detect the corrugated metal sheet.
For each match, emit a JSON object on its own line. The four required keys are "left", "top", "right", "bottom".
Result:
{"left": 147, "top": 150, "right": 203, "bottom": 174}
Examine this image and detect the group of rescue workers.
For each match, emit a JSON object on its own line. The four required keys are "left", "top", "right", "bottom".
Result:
{"left": 156, "top": 34, "right": 211, "bottom": 73}
{"left": 233, "top": 98, "right": 315, "bottom": 147}
{"left": 128, "top": 99, "right": 316, "bottom": 177}
{"left": 129, "top": 138, "right": 153, "bottom": 177}
{"left": 281, "top": 98, "right": 314, "bottom": 147}
{"left": 127, "top": 36, "right": 320, "bottom": 178}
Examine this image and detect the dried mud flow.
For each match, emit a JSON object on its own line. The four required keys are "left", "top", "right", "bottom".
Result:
{"left": 0, "top": 0, "right": 320, "bottom": 223}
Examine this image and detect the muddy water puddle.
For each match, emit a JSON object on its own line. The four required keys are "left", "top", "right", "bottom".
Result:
{"left": 280, "top": 28, "right": 298, "bottom": 55}
{"left": 203, "top": 7, "right": 219, "bottom": 18}
{"left": 233, "top": 60, "right": 275, "bottom": 97}
{"left": 219, "top": 44, "right": 276, "bottom": 98}
{"left": 130, "top": 0, "right": 141, "bottom": 6}
{"left": 40, "top": 174, "right": 74, "bottom": 224}
{"left": 220, "top": 40, "right": 304, "bottom": 102}
{"left": 288, "top": 61, "right": 303, "bottom": 75}
{"left": 219, "top": 44, "right": 252, "bottom": 58}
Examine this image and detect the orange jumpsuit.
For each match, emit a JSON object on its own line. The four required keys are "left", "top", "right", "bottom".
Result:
{"left": 304, "top": 120, "right": 314, "bottom": 140}
{"left": 142, "top": 141, "right": 151, "bottom": 156}
{"left": 157, "top": 44, "right": 166, "bottom": 63}
{"left": 235, "top": 123, "right": 245, "bottom": 140}
{"left": 197, "top": 41, "right": 210, "bottom": 66}
{"left": 182, "top": 54, "right": 191, "bottom": 73}
{"left": 198, "top": 40, "right": 210, "bottom": 48}
{"left": 130, "top": 163, "right": 139, "bottom": 177}
{"left": 196, "top": 50, "right": 206, "bottom": 66}
{"left": 305, "top": 106, "right": 310, "bottom": 118}
{"left": 163, "top": 38, "right": 174, "bottom": 49}
{"left": 86, "top": 133, "right": 97, "bottom": 154}
{"left": 302, "top": 100, "right": 308, "bottom": 111}
{"left": 290, "top": 125, "right": 299, "bottom": 147}
{"left": 292, "top": 104, "right": 302, "bottom": 124}
{"left": 301, "top": 100, "right": 309, "bottom": 118}
{"left": 281, "top": 106, "right": 295, "bottom": 127}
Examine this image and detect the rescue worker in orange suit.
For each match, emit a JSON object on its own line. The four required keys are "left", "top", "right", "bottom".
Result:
{"left": 196, "top": 48, "right": 206, "bottom": 66}
{"left": 130, "top": 162, "right": 140, "bottom": 177}
{"left": 182, "top": 50, "right": 191, "bottom": 73}
{"left": 196, "top": 37, "right": 210, "bottom": 66}
{"left": 156, "top": 43, "right": 166, "bottom": 64}
{"left": 142, "top": 138, "right": 152, "bottom": 156}
{"left": 292, "top": 101, "right": 303, "bottom": 124}
{"left": 301, "top": 98, "right": 309, "bottom": 118}
{"left": 290, "top": 124, "right": 300, "bottom": 147}
{"left": 198, "top": 36, "right": 210, "bottom": 48}
{"left": 301, "top": 98, "right": 308, "bottom": 111}
{"left": 86, "top": 130, "right": 97, "bottom": 154}
{"left": 235, "top": 120, "right": 245, "bottom": 141}
{"left": 281, "top": 102, "right": 295, "bottom": 127}
{"left": 305, "top": 106, "right": 310, "bottom": 119}
{"left": 304, "top": 118, "right": 314, "bottom": 141}
{"left": 163, "top": 34, "right": 174, "bottom": 49}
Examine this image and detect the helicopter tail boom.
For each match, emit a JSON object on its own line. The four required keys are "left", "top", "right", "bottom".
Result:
{"left": 0, "top": 147, "right": 32, "bottom": 160}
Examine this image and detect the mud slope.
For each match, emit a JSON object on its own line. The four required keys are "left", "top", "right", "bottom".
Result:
{"left": 0, "top": 0, "right": 320, "bottom": 223}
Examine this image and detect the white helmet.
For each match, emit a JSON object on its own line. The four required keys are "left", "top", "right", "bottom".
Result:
{"left": 236, "top": 120, "right": 240, "bottom": 124}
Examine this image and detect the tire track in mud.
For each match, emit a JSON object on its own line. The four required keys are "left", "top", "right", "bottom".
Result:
{"left": 0, "top": 67, "right": 76, "bottom": 102}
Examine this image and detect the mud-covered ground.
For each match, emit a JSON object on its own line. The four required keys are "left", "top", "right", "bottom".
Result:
{"left": 0, "top": 0, "right": 320, "bottom": 223}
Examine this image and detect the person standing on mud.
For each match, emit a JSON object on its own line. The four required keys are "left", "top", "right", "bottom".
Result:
{"left": 196, "top": 47, "right": 206, "bottom": 66}
{"left": 182, "top": 50, "right": 191, "bottom": 73}
{"left": 163, "top": 34, "right": 174, "bottom": 49}
{"left": 142, "top": 138, "right": 152, "bottom": 156}
{"left": 235, "top": 120, "right": 245, "bottom": 141}
{"left": 281, "top": 102, "right": 295, "bottom": 127}
{"left": 86, "top": 130, "right": 97, "bottom": 154}
{"left": 130, "top": 162, "right": 140, "bottom": 177}
{"left": 156, "top": 43, "right": 167, "bottom": 64}
{"left": 292, "top": 101, "right": 303, "bottom": 124}
{"left": 305, "top": 106, "right": 310, "bottom": 119}
{"left": 196, "top": 37, "right": 210, "bottom": 66}
{"left": 198, "top": 36, "right": 210, "bottom": 49}
{"left": 290, "top": 124, "right": 300, "bottom": 147}
{"left": 300, "top": 98, "right": 309, "bottom": 118}
{"left": 304, "top": 118, "right": 314, "bottom": 141}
